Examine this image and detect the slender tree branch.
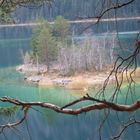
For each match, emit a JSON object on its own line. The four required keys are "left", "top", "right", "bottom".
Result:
{"left": 80, "top": 0, "right": 136, "bottom": 34}
{"left": 97, "top": 0, "right": 135, "bottom": 22}
{"left": 112, "top": 119, "right": 140, "bottom": 140}
{"left": 0, "top": 107, "right": 29, "bottom": 133}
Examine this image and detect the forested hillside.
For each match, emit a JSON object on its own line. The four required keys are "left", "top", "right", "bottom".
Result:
{"left": 0, "top": 0, "right": 139, "bottom": 38}
{"left": 15, "top": 0, "right": 140, "bottom": 21}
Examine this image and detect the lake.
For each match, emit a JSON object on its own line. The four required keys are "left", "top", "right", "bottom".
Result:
{"left": 0, "top": 34, "right": 140, "bottom": 140}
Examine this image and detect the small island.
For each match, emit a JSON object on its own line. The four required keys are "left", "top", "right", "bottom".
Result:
{"left": 16, "top": 16, "right": 139, "bottom": 91}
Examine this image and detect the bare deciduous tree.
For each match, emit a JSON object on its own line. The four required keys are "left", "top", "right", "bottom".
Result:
{"left": 58, "top": 34, "right": 118, "bottom": 75}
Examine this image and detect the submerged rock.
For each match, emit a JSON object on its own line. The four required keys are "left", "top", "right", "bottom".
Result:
{"left": 25, "top": 76, "right": 42, "bottom": 83}
{"left": 52, "top": 79, "right": 72, "bottom": 86}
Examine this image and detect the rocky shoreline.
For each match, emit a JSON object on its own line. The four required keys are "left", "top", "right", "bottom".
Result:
{"left": 16, "top": 64, "right": 115, "bottom": 90}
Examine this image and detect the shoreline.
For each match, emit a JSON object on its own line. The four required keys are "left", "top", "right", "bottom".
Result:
{"left": 16, "top": 64, "right": 115, "bottom": 90}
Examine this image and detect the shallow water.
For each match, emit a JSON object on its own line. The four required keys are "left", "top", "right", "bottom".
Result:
{"left": 0, "top": 70, "right": 140, "bottom": 140}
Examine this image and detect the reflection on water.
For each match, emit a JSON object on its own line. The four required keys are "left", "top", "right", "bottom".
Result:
{"left": 0, "top": 39, "right": 30, "bottom": 68}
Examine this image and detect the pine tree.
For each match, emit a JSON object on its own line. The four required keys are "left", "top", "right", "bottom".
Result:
{"left": 53, "top": 16, "right": 70, "bottom": 44}
{"left": 31, "top": 20, "right": 57, "bottom": 71}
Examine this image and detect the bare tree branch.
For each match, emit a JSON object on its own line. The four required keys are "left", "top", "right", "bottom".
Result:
{"left": 79, "top": 0, "right": 136, "bottom": 34}
{"left": 1, "top": 96, "right": 140, "bottom": 115}
{"left": 97, "top": 0, "right": 135, "bottom": 22}
{"left": 112, "top": 119, "right": 140, "bottom": 140}
{"left": 0, "top": 107, "right": 29, "bottom": 133}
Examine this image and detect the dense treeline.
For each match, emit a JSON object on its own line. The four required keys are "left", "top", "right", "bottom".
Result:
{"left": 0, "top": 0, "right": 139, "bottom": 39}
{"left": 15, "top": 0, "right": 140, "bottom": 21}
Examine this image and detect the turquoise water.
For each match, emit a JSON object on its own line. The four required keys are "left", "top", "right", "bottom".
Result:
{"left": 0, "top": 36, "right": 140, "bottom": 140}
{"left": 0, "top": 71, "right": 140, "bottom": 140}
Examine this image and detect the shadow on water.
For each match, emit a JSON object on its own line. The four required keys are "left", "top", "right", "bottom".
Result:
{"left": 0, "top": 35, "right": 140, "bottom": 140}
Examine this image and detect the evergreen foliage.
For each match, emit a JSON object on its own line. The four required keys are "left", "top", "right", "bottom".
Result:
{"left": 53, "top": 16, "right": 70, "bottom": 43}
{"left": 31, "top": 19, "right": 57, "bottom": 71}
